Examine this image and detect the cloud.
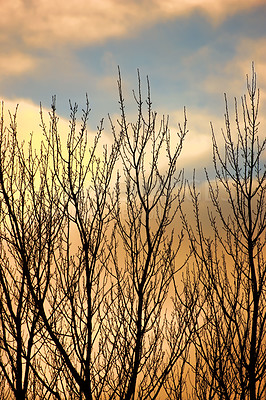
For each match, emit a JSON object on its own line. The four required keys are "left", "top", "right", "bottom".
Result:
{"left": 199, "top": 37, "right": 266, "bottom": 101}
{"left": 179, "top": 31, "right": 266, "bottom": 111}
{"left": 0, "top": 1, "right": 151, "bottom": 49}
{"left": 0, "top": 96, "right": 114, "bottom": 159}
{"left": 230, "top": 38, "right": 266, "bottom": 92}
{"left": 1, "top": 0, "right": 265, "bottom": 90}
{"left": 0, "top": 97, "right": 68, "bottom": 145}
{"left": 0, "top": 0, "right": 265, "bottom": 50}
{"left": 172, "top": 107, "right": 224, "bottom": 170}
{"left": 0, "top": 52, "right": 37, "bottom": 79}
{"left": 156, "top": 0, "right": 266, "bottom": 22}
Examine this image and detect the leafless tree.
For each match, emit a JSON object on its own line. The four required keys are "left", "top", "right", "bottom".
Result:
{"left": 106, "top": 70, "right": 196, "bottom": 399}
{"left": 0, "top": 103, "right": 63, "bottom": 399}
{"left": 0, "top": 70, "right": 198, "bottom": 400}
{"left": 28, "top": 94, "right": 121, "bottom": 400}
{"left": 180, "top": 64, "right": 266, "bottom": 400}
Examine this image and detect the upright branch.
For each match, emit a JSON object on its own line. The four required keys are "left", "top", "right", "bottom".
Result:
{"left": 182, "top": 64, "right": 266, "bottom": 400}
{"left": 0, "top": 102, "right": 62, "bottom": 400}
{"left": 108, "top": 69, "right": 190, "bottom": 400}
{"left": 38, "top": 95, "right": 122, "bottom": 400}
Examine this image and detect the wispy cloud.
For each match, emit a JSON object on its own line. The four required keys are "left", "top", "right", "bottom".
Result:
{"left": 0, "top": 98, "right": 64, "bottom": 143}
{"left": 171, "top": 107, "right": 225, "bottom": 172}
{"left": 0, "top": 96, "right": 113, "bottom": 154}
{"left": 1, "top": 0, "right": 264, "bottom": 49}
{"left": 156, "top": 0, "right": 266, "bottom": 22}
{"left": 1, "top": 0, "right": 265, "bottom": 163}
{"left": 0, "top": 52, "right": 37, "bottom": 79}
{"left": 200, "top": 37, "right": 266, "bottom": 97}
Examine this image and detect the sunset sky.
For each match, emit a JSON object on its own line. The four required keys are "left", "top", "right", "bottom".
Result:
{"left": 1, "top": 0, "right": 265, "bottom": 180}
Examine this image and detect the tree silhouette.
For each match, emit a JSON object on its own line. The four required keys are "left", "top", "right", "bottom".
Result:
{"left": 180, "top": 63, "right": 266, "bottom": 400}
{"left": 0, "top": 103, "right": 63, "bottom": 399}
{"left": 0, "top": 71, "right": 193, "bottom": 399}
{"left": 1, "top": 65, "right": 264, "bottom": 400}
{"left": 107, "top": 70, "right": 193, "bottom": 399}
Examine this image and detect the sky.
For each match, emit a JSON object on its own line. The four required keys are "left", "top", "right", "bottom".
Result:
{"left": 0, "top": 0, "right": 266, "bottom": 182}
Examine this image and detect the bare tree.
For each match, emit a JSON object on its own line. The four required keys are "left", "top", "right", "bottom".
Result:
{"left": 106, "top": 70, "right": 195, "bottom": 399}
{"left": 0, "top": 103, "right": 63, "bottom": 399}
{"left": 163, "top": 262, "right": 203, "bottom": 400}
{"left": 36, "top": 72, "right": 193, "bottom": 399}
{"left": 0, "top": 70, "right": 197, "bottom": 400}
{"left": 26, "top": 94, "right": 121, "bottom": 400}
{"left": 181, "top": 64, "right": 266, "bottom": 400}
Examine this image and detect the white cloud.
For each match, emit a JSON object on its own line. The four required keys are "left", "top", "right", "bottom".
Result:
{"left": 0, "top": 52, "right": 37, "bottom": 78}
{"left": 156, "top": 0, "right": 266, "bottom": 22}
{"left": 0, "top": 96, "right": 107, "bottom": 149}
{"left": 230, "top": 38, "right": 266, "bottom": 93}
{"left": 172, "top": 108, "right": 224, "bottom": 169}
{"left": 178, "top": 34, "right": 266, "bottom": 117}
{"left": 0, "top": 96, "right": 116, "bottom": 168}
{"left": 0, "top": 0, "right": 264, "bottom": 49}
{"left": 1, "top": 0, "right": 265, "bottom": 89}
{"left": 0, "top": 98, "right": 67, "bottom": 145}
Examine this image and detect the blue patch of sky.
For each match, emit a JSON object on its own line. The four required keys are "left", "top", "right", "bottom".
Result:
{"left": 75, "top": 13, "right": 215, "bottom": 119}
{"left": 220, "top": 4, "right": 266, "bottom": 39}
{"left": 75, "top": 6, "right": 265, "bottom": 118}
